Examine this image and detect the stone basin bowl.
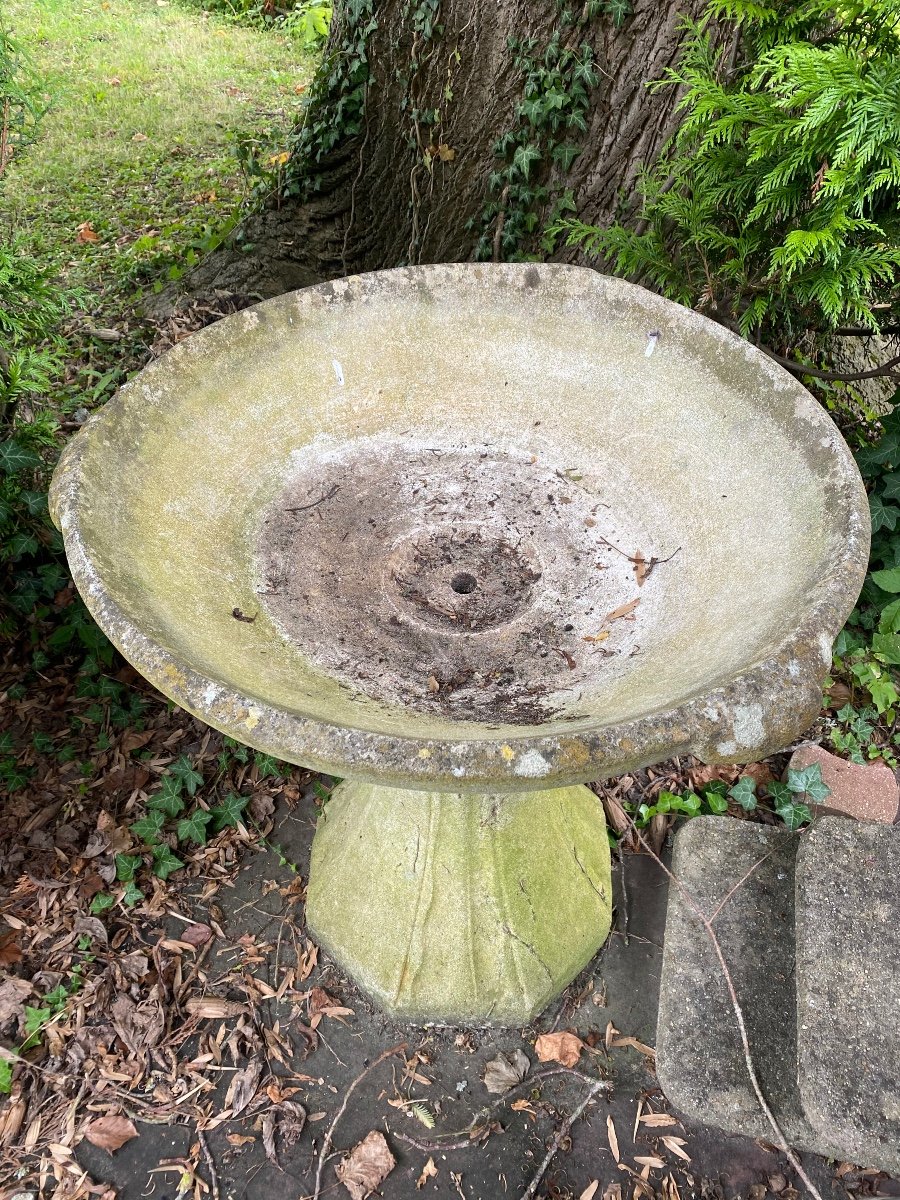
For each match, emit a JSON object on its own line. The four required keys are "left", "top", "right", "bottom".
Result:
{"left": 50, "top": 264, "right": 870, "bottom": 1022}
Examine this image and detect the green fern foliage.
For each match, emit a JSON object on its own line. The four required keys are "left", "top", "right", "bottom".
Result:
{"left": 555, "top": 0, "right": 900, "bottom": 349}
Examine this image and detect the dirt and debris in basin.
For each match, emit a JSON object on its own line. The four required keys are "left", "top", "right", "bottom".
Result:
{"left": 257, "top": 439, "right": 671, "bottom": 725}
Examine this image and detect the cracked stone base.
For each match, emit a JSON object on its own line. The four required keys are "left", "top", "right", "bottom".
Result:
{"left": 305, "top": 780, "right": 612, "bottom": 1024}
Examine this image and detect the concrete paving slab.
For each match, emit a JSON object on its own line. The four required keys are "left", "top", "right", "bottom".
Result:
{"left": 655, "top": 817, "right": 815, "bottom": 1146}
{"left": 796, "top": 817, "right": 900, "bottom": 1175}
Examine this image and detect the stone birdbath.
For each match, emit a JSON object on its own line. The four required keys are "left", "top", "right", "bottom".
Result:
{"left": 50, "top": 265, "right": 869, "bottom": 1024}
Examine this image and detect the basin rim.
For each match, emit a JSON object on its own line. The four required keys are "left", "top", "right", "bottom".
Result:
{"left": 50, "top": 263, "right": 870, "bottom": 790}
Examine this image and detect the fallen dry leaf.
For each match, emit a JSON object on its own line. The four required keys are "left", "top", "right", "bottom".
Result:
{"left": 181, "top": 923, "right": 212, "bottom": 948}
{"left": 225, "top": 1059, "right": 263, "bottom": 1116}
{"left": 262, "top": 1111, "right": 278, "bottom": 1167}
{"left": 185, "top": 996, "right": 247, "bottom": 1019}
{"left": 483, "top": 1048, "right": 530, "bottom": 1093}
{"left": 535, "top": 1031, "right": 583, "bottom": 1068}
{"left": 75, "top": 221, "right": 99, "bottom": 244}
{"left": 607, "top": 1114, "right": 620, "bottom": 1163}
{"left": 0, "top": 933, "right": 22, "bottom": 967}
{"left": 580, "top": 1182, "right": 600, "bottom": 1200}
{"left": 226, "top": 1133, "right": 255, "bottom": 1147}
{"left": 417, "top": 1156, "right": 438, "bottom": 1188}
{"left": 611, "top": 1035, "right": 655, "bottom": 1061}
{"left": 634, "top": 1156, "right": 666, "bottom": 1169}
{"left": 121, "top": 728, "right": 154, "bottom": 753}
{"left": 83, "top": 1115, "right": 139, "bottom": 1154}
{"left": 639, "top": 1113, "right": 677, "bottom": 1128}
{"left": 660, "top": 1135, "right": 691, "bottom": 1163}
{"left": 0, "top": 977, "right": 33, "bottom": 1028}
{"left": 335, "top": 1130, "right": 396, "bottom": 1200}
{"left": 601, "top": 598, "right": 640, "bottom": 626}
{"left": 633, "top": 551, "right": 649, "bottom": 586}
{"left": 583, "top": 629, "right": 610, "bottom": 644}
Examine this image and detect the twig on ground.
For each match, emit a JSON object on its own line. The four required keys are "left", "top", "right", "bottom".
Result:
{"left": 628, "top": 820, "right": 824, "bottom": 1200}
{"left": 395, "top": 1131, "right": 475, "bottom": 1152}
{"left": 286, "top": 484, "right": 340, "bottom": 514}
{"left": 393, "top": 1065, "right": 610, "bottom": 1152}
{"left": 618, "top": 850, "right": 630, "bottom": 945}
{"left": 517, "top": 1075, "right": 608, "bottom": 1200}
{"left": 312, "top": 1041, "right": 407, "bottom": 1200}
{"left": 198, "top": 1129, "right": 220, "bottom": 1200}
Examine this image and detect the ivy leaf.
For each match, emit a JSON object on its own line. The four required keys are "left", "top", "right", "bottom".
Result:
{"left": 0, "top": 1058, "right": 12, "bottom": 1095}
{"left": 704, "top": 791, "right": 729, "bottom": 814}
{"left": 131, "top": 809, "right": 166, "bottom": 844}
{"left": 151, "top": 844, "right": 184, "bottom": 880}
{"left": 728, "top": 775, "right": 758, "bottom": 811}
{"left": 147, "top": 775, "right": 186, "bottom": 817}
{"left": 786, "top": 762, "right": 830, "bottom": 803}
{"left": 0, "top": 439, "right": 42, "bottom": 473}
{"left": 870, "top": 493, "right": 900, "bottom": 533}
{"left": 878, "top": 470, "right": 900, "bottom": 502}
{"left": 605, "top": 0, "right": 632, "bottom": 26}
{"left": 253, "top": 752, "right": 282, "bottom": 780}
{"left": 210, "top": 791, "right": 249, "bottom": 832}
{"left": 775, "top": 801, "right": 812, "bottom": 831}
{"left": 169, "top": 755, "right": 204, "bottom": 796}
{"left": 766, "top": 779, "right": 791, "bottom": 806}
{"left": 122, "top": 881, "right": 144, "bottom": 908}
{"left": 512, "top": 142, "right": 541, "bottom": 179}
{"left": 89, "top": 892, "right": 116, "bottom": 915}
{"left": 115, "top": 853, "right": 143, "bottom": 883}
{"left": 177, "top": 808, "right": 212, "bottom": 846}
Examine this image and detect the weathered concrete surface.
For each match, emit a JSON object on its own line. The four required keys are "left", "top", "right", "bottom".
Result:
{"left": 796, "top": 817, "right": 900, "bottom": 1174}
{"left": 50, "top": 264, "right": 870, "bottom": 790}
{"left": 655, "top": 817, "right": 815, "bottom": 1146}
{"left": 305, "top": 781, "right": 612, "bottom": 1023}
{"left": 658, "top": 815, "right": 900, "bottom": 1175}
{"left": 788, "top": 743, "right": 899, "bottom": 824}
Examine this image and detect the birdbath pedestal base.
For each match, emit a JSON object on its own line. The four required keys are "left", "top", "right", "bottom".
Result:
{"left": 305, "top": 781, "right": 613, "bottom": 1024}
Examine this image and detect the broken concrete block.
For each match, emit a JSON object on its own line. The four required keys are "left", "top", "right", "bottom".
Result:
{"left": 795, "top": 817, "right": 900, "bottom": 1175}
{"left": 655, "top": 817, "right": 815, "bottom": 1146}
{"left": 787, "top": 743, "right": 898, "bottom": 824}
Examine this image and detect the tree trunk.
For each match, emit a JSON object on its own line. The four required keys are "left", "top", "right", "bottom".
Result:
{"left": 190, "top": 0, "right": 722, "bottom": 299}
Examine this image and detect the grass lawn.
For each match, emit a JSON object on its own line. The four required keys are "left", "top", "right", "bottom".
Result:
{"left": 1, "top": 0, "right": 312, "bottom": 311}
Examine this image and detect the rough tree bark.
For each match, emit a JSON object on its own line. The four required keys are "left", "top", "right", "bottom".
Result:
{"left": 190, "top": 0, "right": 723, "bottom": 299}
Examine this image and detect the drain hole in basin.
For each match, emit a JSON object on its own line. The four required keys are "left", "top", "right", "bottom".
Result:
{"left": 450, "top": 571, "right": 477, "bottom": 595}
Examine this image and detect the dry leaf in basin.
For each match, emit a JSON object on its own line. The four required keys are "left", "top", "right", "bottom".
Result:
{"left": 535, "top": 1030, "right": 583, "bottom": 1068}
{"left": 83, "top": 1115, "right": 139, "bottom": 1153}
{"left": 483, "top": 1048, "right": 530, "bottom": 1093}
{"left": 335, "top": 1130, "right": 396, "bottom": 1200}
{"left": 580, "top": 1182, "right": 600, "bottom": 1200}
